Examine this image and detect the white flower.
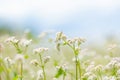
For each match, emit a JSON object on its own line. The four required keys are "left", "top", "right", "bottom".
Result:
{"left": 86, "top": 64, "right": 95, "bottom": 72}
{"left": 117, "top": 69, "right": 120, "bottom": 76}
{"left": 37, "top": 70, "right": 43, "bottom": 80}
{"left": 67, "top": 39, "right": 75, "bottom": 44}
{"left": 4, "top": 57, "right": 15, "bottom": 65}
{"left": 56, "top": 64, "right": 68, "bottom": 71}
{"left": 61, "top": 34, "right": 67, "bottom": 41}
{"left": 33, "top": 47, "right": 48, "bottom": 54}
{"left": 14, "top": 54, "right": 24, "bottom": 62}
{"left": 43, "top": 56, "right": 51, "bottom": 64}
{"left": 82, "top": 72, "right": 93, "bottom": 78}
{"left": 105, "top": 57, "right": 120, "bottom": 70}
{"left": 55, "top": 32, "right": 63, "bottom": 42}
{"left": 20, "top": 39, "right": 32, "bottom": 47}
{"left": 30, "top": 59, "right": 39, "bottom": 66}
{"left": 5, "top": 36, "right": 19, "bottom": 44}
{"left": 94, "top": 65, "right": 103, "bottom": 72}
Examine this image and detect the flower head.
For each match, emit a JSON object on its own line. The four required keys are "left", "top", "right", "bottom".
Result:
{"left": 20, "top": 39, "right": 32, "bottom": 47}
{"left": 30, "top": 59, "right": 39, "bottom": 66}
{"left": 33, "top": 47, "right": 48, "bottom": 54}
{"left": 5, "top": 36, "right": 19, "bottom": 44}
{"left": 14, "top": 54, "right": 24, "bottom": 63}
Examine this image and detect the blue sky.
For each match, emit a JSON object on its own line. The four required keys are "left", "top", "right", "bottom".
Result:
{"left": 0, "top": 0, "right": 120, "bottom": 41}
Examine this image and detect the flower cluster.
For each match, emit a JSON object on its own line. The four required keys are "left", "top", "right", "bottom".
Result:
{"left": 33, "top": 47, "right": 48, "bottom": 54}
{"left": 5, "top": 36, "right": 19, "bottom": 44}
{"left": 19, "top": 39, "right": 32, "bottom": 47}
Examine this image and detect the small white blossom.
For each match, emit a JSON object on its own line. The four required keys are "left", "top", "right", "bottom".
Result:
{"left": 37, "top": 70, "right": 43, "bottom": 80}
{"left": 20, "top": 39, "right": 32, "bottom": 47}
{"left": 33, "top": 47, "right": 48, "bottom": 54}
{"left": 43, "top": 56, "right": 51, "bottom": 64}
{"left": 55, "top": 32, "right": 63, "bottom": 42}
{"left": 5, "top": 36, "right": 19, "bottom": 44}
{"left": 56, "top": 64, "right": 68, "bottom": 71}
{"left": 94, "top": 65, "right": 103, "bottom": 72}
{"left": 61, "top": 34, "right": 67, "bottom": 41}
{"left": 117, "top": 69, "right": 120, "bottom": 76}
{"left": 4, "top": 57, "right": 15, "bottom": 65}
{"left": 14, "top": 54, "right": 24, "bottom": 62}
{"left": 82, "top": 72, "right": 93, "bottom": 78}
{"left": 86, "top": 64, "right": 95, "bottom": 72}
{"left": 30, "top": 59, "right": 39, "bottom": 66}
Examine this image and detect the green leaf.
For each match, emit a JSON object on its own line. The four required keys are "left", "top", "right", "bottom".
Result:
{"left": 55, "top": 67, "right": 64, "bottom": 78}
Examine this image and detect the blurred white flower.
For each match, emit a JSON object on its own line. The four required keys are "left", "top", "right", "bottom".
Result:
{"left": 94, "top": 65, "right": 103, "bottom": 72}
{"left": 43, "top": 56, "right": 51, "bottom": 64}
{"left": 14, "top": 54, "right": 24, "bottom": 62}
{"left": 86, "top": 64, "right": 95, "bottom": 72}
{"left": 82, "top": 72, "right": 93, "bottom": 78}
{"left": 117, "top": 69, "right": 120, "bottom": 76}
{"left": 37, "top": 70, "right": 43, "bottom": 80}
{"left": 33, "top": 47, "right": 48, "bottom": 54}
{"left": 5, "top": 36, "right": 19, "bottom": 44}
{"left": 55, "top": 32, "right": 63, "bottom": 42}
{"left": 30, "top": 59, "right": 39, "bottom": 66}
{"left": 20, "top": 39, "right": 32, "bottom": 47}
{"left": 4, "top": 57, "right": 15, "bottom": 65}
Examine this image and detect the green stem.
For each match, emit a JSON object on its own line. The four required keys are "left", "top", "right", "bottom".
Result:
{"left": 63, "top": 74, "right": 65, "bottom": 80}
{"left": 98, "top": 71, "right": 102, "bottom": 80}
{"left": 65, "top": 40, "right": 81, "bottom": 80}
{"left": 75, "top": 56, "right": 78, "bottom": 80}
{"left": 1, "top": 61, "right": 10, "bottom": 80}
{"left": 39, "top": 54, "right": 46, "bottom": 80}
{"left": 20, "top": 62, "right": 23, "bottom": 80}
{"left": 78, "top": 61, "right": 82, "bottom": 80}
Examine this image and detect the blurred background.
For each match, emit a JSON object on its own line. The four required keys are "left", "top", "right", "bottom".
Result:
{"left": 0, "top": 0, "right": 120, "bottom": 42}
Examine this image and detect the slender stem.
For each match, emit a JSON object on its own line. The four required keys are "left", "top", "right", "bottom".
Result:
{"left": 63, "top": 74, "right": 65, "bottom": 80}
{"left": 20, "top": 62, "right": 23, "bottom": 80}
{"left": 39, "top": 54, "right": 46, "bottom": 80}
{"left": 98, "top": 71, "right": 102, "bottom": 80}
{"left": 11, "top": 42, "right": 22, "bottom": 54}
{"left": 78, "top": 61, "right": 82, "bottom": 80}
{"left": 75, "top": 56, "right": 78, "bottom": 80}
{"left": 42, "top": 66, "right": 46, "bottom": 80}
{"left": 65, "top": 40, "right": 81, "bottom": 80}
{"left": 1, "top": 61, "right": 10, "bottom": 80}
